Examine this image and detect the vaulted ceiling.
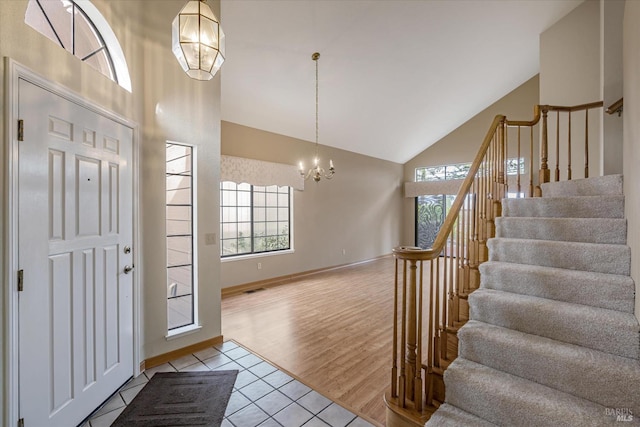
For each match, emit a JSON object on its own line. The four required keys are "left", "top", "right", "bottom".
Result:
{"left": 220, "top": 0, "right": 582, "bottom": 164}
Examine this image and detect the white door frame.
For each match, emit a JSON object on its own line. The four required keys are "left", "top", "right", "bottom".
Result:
{"left": 3, "top": 58, "right": 142, "bottom": 426}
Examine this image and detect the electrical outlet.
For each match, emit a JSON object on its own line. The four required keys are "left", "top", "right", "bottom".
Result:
{"left": 205, "top": 233, "right": 216, "bottom": 245}
{"left": 342, "top": 248, "right": 346, "bottom": 255}
{"left": 257, "top": 262, "right": 262, "bottom": 270}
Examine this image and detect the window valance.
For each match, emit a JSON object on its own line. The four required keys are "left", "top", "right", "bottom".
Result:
{"left": 221, "top": 155, "right": 304, "bottom": 190}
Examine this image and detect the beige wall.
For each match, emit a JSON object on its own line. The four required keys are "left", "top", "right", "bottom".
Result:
{"left": 540, "top": 0, "right": 602, "bottom": 180}
{"left": 623, "top": 1, "right": 640, "bottom": 317}
{"left": 401, "top": 75, "right": 540, "bottom": 246}
{"left": 129, "top": 0, "right": 223, "bottom": 361}
{"left": 601, "top": 0, "right": 624, "bottom": 175}
{"left": 220, "top": 122, "right": 404, "bottom": 288}
{"left": 1, "top": 2, "right": 222, "bottom": 422}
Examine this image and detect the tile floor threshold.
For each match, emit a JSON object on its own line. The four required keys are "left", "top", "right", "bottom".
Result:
{"left": 85, "top": 340, "right": 376, "bottom": 427}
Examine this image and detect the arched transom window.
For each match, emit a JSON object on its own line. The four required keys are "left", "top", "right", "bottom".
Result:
{"left": 25, "top": 0, "right": 132, "bottom": 92}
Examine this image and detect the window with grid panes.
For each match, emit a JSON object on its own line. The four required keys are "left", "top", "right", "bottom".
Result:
{"left": 220, "top": 182, "right": 291, "bottom": 257}
{"left": 414, "top": 158, "right": 526, "bottom": 248}
{"left": 166, "top": 143, "right": 196, "bottom": 331}
{"left": 25, "top": 0, "right": 119, "bottom": 85}
{"left": 415, "top": 158, "right": 525, "bottom": 182}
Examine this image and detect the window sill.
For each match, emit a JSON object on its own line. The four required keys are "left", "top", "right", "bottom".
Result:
{"left": 221, "top": 249, "right": 295, "bottom": 263}
{"left": 165, "top": 324, "right": 202, "bottom": 341}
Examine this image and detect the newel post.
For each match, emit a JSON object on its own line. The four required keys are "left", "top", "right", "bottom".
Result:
{"left": 498, "top": 118, "right": 506, "bottom": 186}
{"left": 405, "top": 260, "right": 418, "bottom": 402}
{"left": 539, "top": 107, "right": 550, "bottom": 185}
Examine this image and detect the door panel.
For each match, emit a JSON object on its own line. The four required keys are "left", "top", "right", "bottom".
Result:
{"left": 50, "top": 252, "right": 74, "bottom": 413}
{"left": 76, "top": 156, "right": 101, "bottom": 237}
{"left": 18, "top": 78, "right": 134, "bottom": 427}
{"left": 103, "top": 244, "right": 120, "bottom": 372}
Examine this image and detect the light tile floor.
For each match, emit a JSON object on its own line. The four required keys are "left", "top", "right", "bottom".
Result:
{"left": 85, "top": 340, "right": 375, "bottom": 427}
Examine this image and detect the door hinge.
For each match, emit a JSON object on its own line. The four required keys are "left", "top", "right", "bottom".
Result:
{"left": 18, "top": 119, "right": 24, "bottom": 141}
{"left": 18, "top": 269, "right": 24, "bottom": 292}
{"left": 18, "top": 418, "right": 24, "bottom": 427}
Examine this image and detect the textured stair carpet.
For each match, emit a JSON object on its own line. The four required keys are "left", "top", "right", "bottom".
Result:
{"left": 427, "top": 175, "right": 640, "bottom": 427}
{"left": 478, "top": 261, "right": 635, "bottom": 313}
{"left": 426, "top": 403, "right": 497, "bottom": 427}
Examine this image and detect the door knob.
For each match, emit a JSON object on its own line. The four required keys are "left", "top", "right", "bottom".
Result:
{"left": 124, "top": 265, "right": 134, "bottom": 274}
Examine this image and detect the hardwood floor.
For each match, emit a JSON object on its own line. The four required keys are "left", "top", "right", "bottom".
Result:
{"left": 221, "top": 256, "right": 397, "bottom": 426}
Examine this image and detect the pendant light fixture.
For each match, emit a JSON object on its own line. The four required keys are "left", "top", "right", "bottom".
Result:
{"left": 299, "top": 52, "right": 335, "bottom": 182}
{"left": 172, "top": 0, "right": 225, "bottom": 81}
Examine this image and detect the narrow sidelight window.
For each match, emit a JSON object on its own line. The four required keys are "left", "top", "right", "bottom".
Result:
{"left": 166, "top": 143, "right": 197, "bottom": 330}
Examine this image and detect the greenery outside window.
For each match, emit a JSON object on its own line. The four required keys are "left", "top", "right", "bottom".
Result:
{"left": 415, "top": 158, "right": 524, "bottom": 182}
{"left": 414, "top": 158, "right": 525, "bottom": 249}
{"left": 220, "top": 182, "right": 291, "bottom": 257}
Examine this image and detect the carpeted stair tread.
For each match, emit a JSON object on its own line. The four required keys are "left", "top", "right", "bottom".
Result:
{"left": 479, "top": 261, "right": 635, "bottom": 313}
{"left": 488, "top": 237, "right": 630, "bottom": 275}
{"left": 429, "top": 176, "right": 637, "bottom": 426}
{"left": 469, "top": 289, "right": 640, "bottom": 359}
{"left": 541, "top": 174, "right": 623, "bottom": 197}
{"left": 444, "top": 358, "right": 616, "bottom": 427}
{"left": 458, "top": 320, "right": 640, "bottom": 410}
{"left": 502, "top": 195, "right": 624, "bottom": 218}
{"left": 425, "top": 403, "right": 497, "bottom": 427}
{"left": 495, "top": 217, "right": 627, "bottom": 244}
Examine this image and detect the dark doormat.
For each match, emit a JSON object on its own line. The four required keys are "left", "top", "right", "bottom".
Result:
{"left": 111, "top": 370, "right": 238, "bottom": 427}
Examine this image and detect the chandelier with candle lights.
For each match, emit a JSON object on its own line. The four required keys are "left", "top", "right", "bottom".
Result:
{"left": 299, "top": 52, "right": 335, "bottom": 182}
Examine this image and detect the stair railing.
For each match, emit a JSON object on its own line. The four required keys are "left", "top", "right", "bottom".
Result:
{"left": 537, "top": 102, "right": 603, "bottom": 189}
{"left": 385, "top": 100, "right": 604, "bottom": 427}
{"left": 606, "top": 97, "right": 623, "bottom": 116}
{"left": 385, "top": 115, "right": 507, "bottom": 425}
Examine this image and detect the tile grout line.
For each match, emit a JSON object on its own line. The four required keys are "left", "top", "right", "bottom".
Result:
{"left": 85, "top": 340, "right": 373, "bottom": 427}
{"left": 225, "top": 338, "right": 381, "bottom": 426}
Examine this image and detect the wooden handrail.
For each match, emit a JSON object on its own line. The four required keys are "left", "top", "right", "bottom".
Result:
{"left": 505, "top": 101, "right": 603, "bottom": 127}
{"left": 606, "top": 97, "right": 623, "bottom": 115}
{"left": 393, "top": 114, "right": 505, "bottom": 261}
{"left": 386, "top": 115, "right": 507, "bottom": 425}
{"left": 387, "top": 100, "right": 604, "bottom": 426}
{"left": 540, "top": 101, "right": 604, "bottom": 112}
{"left": 506, "top": 104, "right": 541, "bottom": 127}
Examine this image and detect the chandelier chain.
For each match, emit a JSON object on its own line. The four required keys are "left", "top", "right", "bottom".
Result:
{"left": 315, "top": 54, "right": 319, "bottom": 153}
{"left": 299, "top": 52, "right": 335, "bottom": 182}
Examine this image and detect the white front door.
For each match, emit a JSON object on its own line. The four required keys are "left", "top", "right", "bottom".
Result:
{"left": 17, "top": 78, "right": 134, "bottom": 427}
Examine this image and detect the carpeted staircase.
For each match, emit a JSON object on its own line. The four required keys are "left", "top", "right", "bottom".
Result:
{"left": 426, "top": 175, "right": 640, "bottom": 426}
